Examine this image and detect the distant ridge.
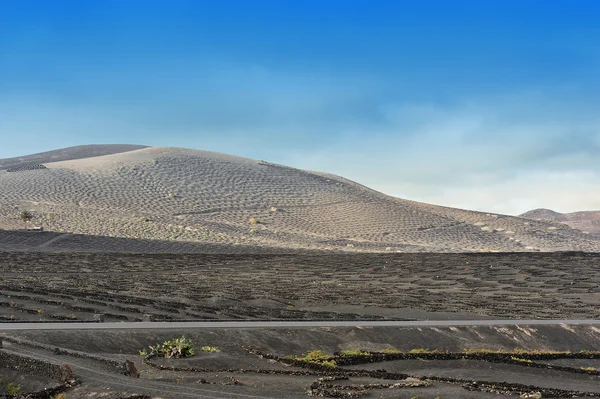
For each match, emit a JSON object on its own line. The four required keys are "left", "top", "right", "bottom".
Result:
{"left": 0, "top": 145, "right": 599, "bottom": 252}
{"left": 520, "top": 208, "right": 569, "bottom": 222}
{"left": 520, "top": 208, "right": 600, "bottom": 234}
{"left": 0, "top": 144, "right": 148, "bottom": 171}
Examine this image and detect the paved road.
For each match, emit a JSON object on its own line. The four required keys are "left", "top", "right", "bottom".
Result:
{"left": 1, "top": 319, "right": 600, "bottom": 331}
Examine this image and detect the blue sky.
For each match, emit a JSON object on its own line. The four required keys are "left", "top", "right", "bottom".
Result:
{"left": 1, "top": 0, "right": 599, "bottom": 214}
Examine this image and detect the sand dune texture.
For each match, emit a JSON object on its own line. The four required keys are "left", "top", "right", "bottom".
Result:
{"left": 521, "top": 208, "right": 600, "bottom": 235}
{"left": 1, "top": 145, "right": 599, "bottom": 252}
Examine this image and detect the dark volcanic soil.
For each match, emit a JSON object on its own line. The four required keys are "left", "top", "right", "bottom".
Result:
{"left": 1, "top": 251, "right": 599, "bottom": 398}
{"left": 2, "top": 325, "right": 600, "bottom": 399}
{"left": 0, "top": 252, "right": 598, "bottom": 322}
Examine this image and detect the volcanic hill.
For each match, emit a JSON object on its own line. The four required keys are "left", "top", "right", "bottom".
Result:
{"left": 521, "top": 208, "right": 600, "bottom": 235}
{"left": 0, "top": 145, "right": 598, "bottom": 252}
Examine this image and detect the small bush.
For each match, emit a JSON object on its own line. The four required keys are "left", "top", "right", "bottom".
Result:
{"left": 320, "top": 360, "right": 337, "bottom": 368}
{"left": 409, "top": 348, "right": 431, "bottom": 354}
{"left": 7, "top": 383, "right": 22, "bottom": 395}
{"left": 201, "top": 345, "right": 220, "bottom": 353}
{"left": 510, "top": 356, "right": 533, "bottom": 364}
{"left": 379, "top": 348, "right": 402, "bottom": 354}
{"left": 339, "top": 349, "right": 371, "bottom": 357}
{"left": 287, "top": 350, "right": 337, "bottom": 367}
{"left": 143, "top": 336, "right": 195, "bottom": 358}
{"left": 462, "top": 348, "right": 506, "bottom": 354}
{"left": 19, "top": 210, "right": 33, "bottom": 222}
{"left": 0, "top": 377, "right": 22, "bottom": 395}
{"left": 19, "top": 210, "right": 34, "bottom": 228}
{"left": 301, "top": 350, "right": 331, "bottom": 361}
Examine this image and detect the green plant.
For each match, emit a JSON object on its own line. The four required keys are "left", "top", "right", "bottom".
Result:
{"left": 19, "top": 210, "right": 33, "bottom": 227}
{"left": 7, "top": 383, "right": 22, "bottom": 395}
{"left": 201, "top": 345, "right": 220, "bottom": 353}
{"left": 0, "top": 377, "right": 22, "bottom": 395}
{"left": 409, "top": 348, "right": 437, "bottom": 354}
{"left": 320, "top": 360, "right": 337, "bottom": 368}
{"left": 143, "top": 336, "right": 195, "bottom": 358}
{"left": 301, "top": 350, "right": 331, "bottom": 360}
{"left": 379, "top": 348, "right": 402, "bottom": 354}
{"left": 510, "top": 356, "right": 533, "bottom": 364}
{"left": 462, "top": 348, "right": 506, "bottom": 354}
{"left": 339, "top": 349, "right": 371, "bottom": 357}
{"left": 286, "top": 350, "right": 337, "bottom": 367}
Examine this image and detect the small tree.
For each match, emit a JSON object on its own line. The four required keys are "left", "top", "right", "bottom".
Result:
{"left": 19, "top": 210, "right": 33, "bottom": 229}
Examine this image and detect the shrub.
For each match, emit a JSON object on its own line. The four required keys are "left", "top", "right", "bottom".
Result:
{"left": 409, "top": 348, "right": 431, "bottom": 354}
{"left": 510, "top": 356, "right": 533, "bottom": 364}
{"left": 19, "top": 210, "right": 33, "bottom": 222}
{"left": 301, "top": 350, "right": 331, "bottom": 361}
{"left": 0, "top": 377, "right": 22, "bottom": 395}
{"left": 7, "top": 383, "right": 22, "bottom": 395}
{"left": 379, "top": 348, "right": 402, "bottom": 354}
{"left": 143, "top": 336, "right": 195, "bottom": 358}
{"left": 286, "top": 350, "right": 337, "bottom": 367}
{"left": 320, "top": 360, "right": 337, "bottom": 368}
{"left": 339, "top": 349, "right": 371, "bottom": 357}
{"left": 201, "top": 345, "right": 220, "bottom": 353}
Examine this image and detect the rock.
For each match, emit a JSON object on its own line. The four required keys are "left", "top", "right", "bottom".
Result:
{"left": 124, "top": 360, "right": 140, "bottom": 378}
{"left": 59, "top": 364, "right": 76, "bottom": 386}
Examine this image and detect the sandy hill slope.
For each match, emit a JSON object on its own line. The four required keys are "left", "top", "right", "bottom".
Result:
{"left": 0, "top": 145, "right": 598, "bottom": 252}
{"left": 521, "top": 208, "right": 600, "bottom": 235}
{"left": 0, "top": 144, "right": 147, "bottom": 171}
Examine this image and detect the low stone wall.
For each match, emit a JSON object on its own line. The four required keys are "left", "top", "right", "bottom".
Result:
{"left": 0, "top": 351, "right": 61, "bottom": 380}
{"left": 0, "top": 350, "right": 66, "bottom": 399}
{"left": 2, "top": 336, "right": 125, "bottom": 373}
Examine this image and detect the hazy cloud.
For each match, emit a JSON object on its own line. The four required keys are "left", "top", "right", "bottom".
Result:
{"left": 282, "top": 92, "right": 600, "bottom": 215}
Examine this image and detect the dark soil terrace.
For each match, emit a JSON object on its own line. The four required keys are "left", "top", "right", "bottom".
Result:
{"left": 0, "top": 252, "right": 599, "bottom": 322}
{"left": 2, "top": 325, "right": 600, "bottom": 398}
{"left": 1, "top": 251, "right": 599, "bottom": 398}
